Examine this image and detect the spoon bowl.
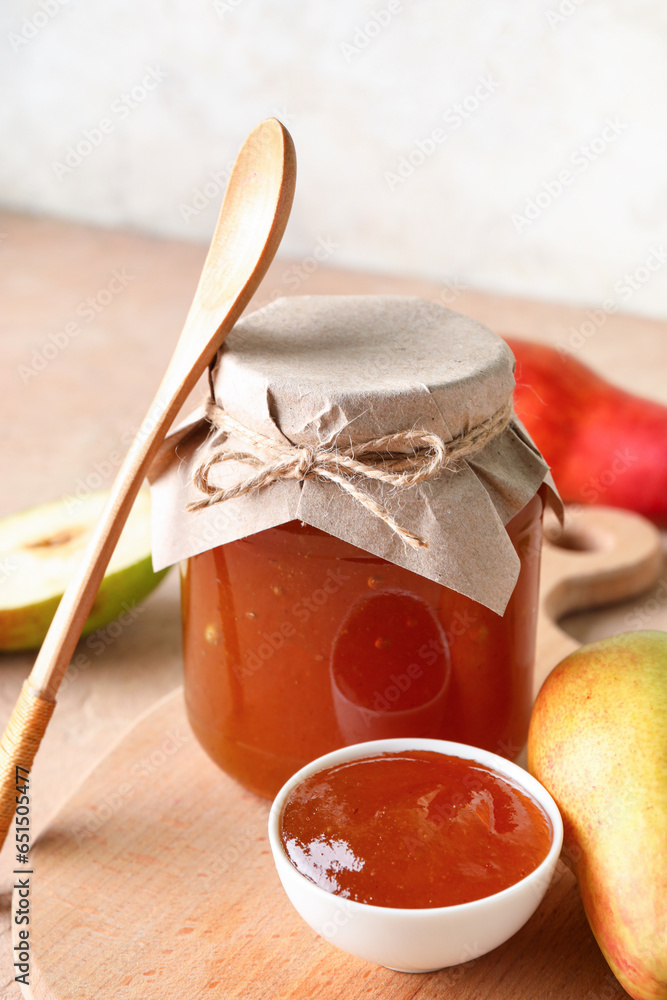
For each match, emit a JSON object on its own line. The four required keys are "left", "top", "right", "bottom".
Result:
{"left": 0, "top": 118, "right": 296, "bottom": 848}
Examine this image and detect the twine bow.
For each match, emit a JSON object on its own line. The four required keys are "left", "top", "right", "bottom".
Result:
{"left": 188, "top": 398, "right": 514, "bottom": 550}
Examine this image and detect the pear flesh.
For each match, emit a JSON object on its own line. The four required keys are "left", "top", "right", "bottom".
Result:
{"left": 528, "top": 630, "right": 667, "bottom": 1000}
{"left": 0, "top": 488, "right": 168, "bottom": 651}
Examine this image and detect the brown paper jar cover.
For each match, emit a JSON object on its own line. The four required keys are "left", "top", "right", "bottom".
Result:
{"left": 149, "top": 295, "right": 560, "bottom": 615}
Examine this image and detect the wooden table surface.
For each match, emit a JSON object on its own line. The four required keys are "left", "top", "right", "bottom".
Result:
{"left": 0, "top": 209, "right": 666, "bottom": 999}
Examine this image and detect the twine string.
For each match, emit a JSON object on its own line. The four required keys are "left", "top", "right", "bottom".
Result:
{"left": 0, "top": 682, "right": 55, "bottom": 838}
{"left": 188, "top": 397, "right": 514, "bottom": 550}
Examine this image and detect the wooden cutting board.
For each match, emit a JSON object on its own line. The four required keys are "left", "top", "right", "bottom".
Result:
{"left": 20, "top": 505, "right": 662, "bottom": 1000}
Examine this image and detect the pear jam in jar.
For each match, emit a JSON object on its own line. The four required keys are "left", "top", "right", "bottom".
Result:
{"left": 151, "top": 296, "right": 560, "bottom": 798}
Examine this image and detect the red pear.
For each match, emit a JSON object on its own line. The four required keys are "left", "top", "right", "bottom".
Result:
{"left": 503, "top": 337, "right": 667, "bottom": 527}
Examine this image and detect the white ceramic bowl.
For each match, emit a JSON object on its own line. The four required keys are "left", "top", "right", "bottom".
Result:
{"left": 268, "top": 738, "right": 563, "bottom": 973}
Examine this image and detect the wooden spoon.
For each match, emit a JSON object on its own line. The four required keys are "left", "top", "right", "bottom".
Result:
{"left": 0, "top": 117, "right": 296, "bottom": 848}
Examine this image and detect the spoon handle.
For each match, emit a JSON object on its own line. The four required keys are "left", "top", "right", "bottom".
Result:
{"left": 0, "top": 118, "right": 296, "bottom": 848}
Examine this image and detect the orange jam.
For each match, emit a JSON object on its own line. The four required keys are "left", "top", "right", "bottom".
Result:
{"left": 279, "top": 750, "right": 552, "bottom": 909}
{"left": 182, "top": 491, "right": 544, "bottom": 799}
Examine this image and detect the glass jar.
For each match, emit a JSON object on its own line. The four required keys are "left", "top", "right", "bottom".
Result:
{"left": 181, "top": 489, "right": 544, "bottom": 799}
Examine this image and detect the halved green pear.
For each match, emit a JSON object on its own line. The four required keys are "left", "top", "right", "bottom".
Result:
{"left": 0, "top": 488, "right": 169, "bottom": 651}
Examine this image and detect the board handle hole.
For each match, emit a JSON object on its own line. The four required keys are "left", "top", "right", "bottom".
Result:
{"left": 545, "top": 521, "right": 614, "bottom": 553}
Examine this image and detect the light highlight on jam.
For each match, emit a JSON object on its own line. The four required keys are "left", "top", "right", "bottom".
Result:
{"left": 279, "top": 750, "right": 552, "bottom": 908}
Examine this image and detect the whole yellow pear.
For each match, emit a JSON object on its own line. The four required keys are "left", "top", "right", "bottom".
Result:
{"left": 527, "top": 630, "right": 667, "bottom": 1000}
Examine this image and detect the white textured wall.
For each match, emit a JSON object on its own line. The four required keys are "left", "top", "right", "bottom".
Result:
{"left": 2, "top": 0, "right": 667, "bottom": 317}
